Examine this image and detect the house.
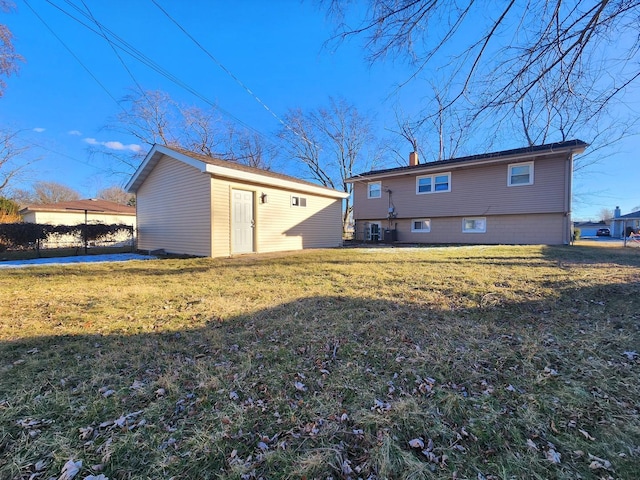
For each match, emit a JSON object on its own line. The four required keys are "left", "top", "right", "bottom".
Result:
{"left": 19, "top": 198, "right": 136, "bottom": 248}
{"left": 125, "top": 144, "right": 349, "bottom": 257}
{"left": 346, "top": 140, "right": 588, "bottom": 245}
{"left": 20, "top": 198, "right": 136, "bottom": 228}
{"left": 573, "top": 221, "right": 610, "bottom": 237}
{"left": 612, "top": 206, "right": 640, "bottom": 238}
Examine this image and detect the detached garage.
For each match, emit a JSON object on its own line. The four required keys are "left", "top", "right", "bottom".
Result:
{"left": 125, "top": 144, "right": 349, "bottom": 257}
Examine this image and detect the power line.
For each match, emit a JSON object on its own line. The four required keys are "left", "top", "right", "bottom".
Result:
{"left": 78, "top": 0, "right": 148, "bottom": 101}
{"left": 150, "top": 0, "right": 314, "bottom": 147}
{"left": 151, "top": 0, "right": 289, "bottom": 130}
{"left": 22, "top": 0, "right": 124, "bottom": 112}
{"left": 44, "top": 0, "right": 279, "bottom": 145}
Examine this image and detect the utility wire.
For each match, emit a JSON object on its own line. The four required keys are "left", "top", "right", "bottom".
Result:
{"left": 150, "top": 0, "right": 314, "bottom": 148}
{"left": 46, "top": 0, "right": 277, "bottom": 144}
{"left": 79, "top": 0, "right": 149, "bottom": 102}
{"left": 151, "top": 0, "right": 289, "bottom": 130}
{"left": 23, "top": 0, "right": 125, "bottom": 112}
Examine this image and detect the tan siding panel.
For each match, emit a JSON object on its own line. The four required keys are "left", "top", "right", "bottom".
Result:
{"left": 211, "top": 177, "right": 231, "bottom": 257}
{"left": 353, "top": 154, "right": 569, "bottom": 220}
{"left": 360, "top": 213, "right": 566, "bottom": 244}
{"left": 137, "top": 155, "right": 211, "bottom": 256}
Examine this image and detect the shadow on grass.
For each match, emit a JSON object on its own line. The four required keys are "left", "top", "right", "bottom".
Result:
{"left": 1, "top": 277, "right": 639, "bottom": 479}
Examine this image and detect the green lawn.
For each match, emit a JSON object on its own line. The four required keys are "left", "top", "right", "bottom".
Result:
{"left": 1, "top": 245, "right": 639, "bottom": 479}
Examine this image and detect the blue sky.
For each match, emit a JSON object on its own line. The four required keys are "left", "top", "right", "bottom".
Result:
{"left": 2, "top": 1, "right": 639, "bottom": 220}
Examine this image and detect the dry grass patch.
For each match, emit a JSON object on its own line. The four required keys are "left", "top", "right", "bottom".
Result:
{"left": 1, "top": 245, "right": 639, "bottom": 479}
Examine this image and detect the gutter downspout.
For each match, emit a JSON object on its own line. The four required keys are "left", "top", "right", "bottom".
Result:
{"left": 564, "top": 152, "right": 574, "bottom": 245}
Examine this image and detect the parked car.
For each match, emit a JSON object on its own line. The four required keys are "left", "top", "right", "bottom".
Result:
{"left": 596, "top": 228, "right": 611, "bottom": 237}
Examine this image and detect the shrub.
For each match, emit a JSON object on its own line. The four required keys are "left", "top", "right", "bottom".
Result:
{"left": 573, "top": 227, "right": 581, "bottom": 241}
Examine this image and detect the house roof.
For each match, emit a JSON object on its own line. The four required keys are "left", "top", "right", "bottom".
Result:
{"left": 126, "top": 144, "right": 350, "bottom": 199}
{"left": 615, "top": 210, "right": 640, "bottom": 220}
{"left": 20, "top": 199, "right": 135, "bottom": 216}
{"left": 574, "top": 221, "right": 608, "bottom": 228}
{"left": 347, "top": 139, "right": 588, "bottom": 181}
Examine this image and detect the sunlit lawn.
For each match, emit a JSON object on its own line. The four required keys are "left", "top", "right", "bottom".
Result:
{"left": 1, "top": 245, "right": 639, "bottom": 479}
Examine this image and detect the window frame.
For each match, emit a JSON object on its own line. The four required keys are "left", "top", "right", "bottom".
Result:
{"left": 411, "top": 218, "right": 431, "bottom": 233}
{"left": 462, "top": 217, "right": 487, "bottom": 233}
{"left": 367, "top": 181, "right": 382, "bottom": 199}
{"left": 416, "top": 172, "right": 451, "bottom": 194}
{"left": 508, "top": 161, "right": 534, "bottom": 186}
{"left": 291, "top": 195, "right": 307, "bottom": 207}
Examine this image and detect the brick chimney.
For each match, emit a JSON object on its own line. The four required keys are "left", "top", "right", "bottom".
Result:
{"left": 409, "top": 151, "right": 419, "bottom": 166}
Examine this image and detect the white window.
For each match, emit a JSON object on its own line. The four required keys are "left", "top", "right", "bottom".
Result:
{"left": 368, "top": 182, "right": 381, "bottom": 199}
{"left": 416, "top": 173, "right": 451, "bottom": 194}
{"left": 411, "top": 219, "right": 431, "bottom": 232}
{"left": 291, "top": 196, "right": 307, "bottom": 207}
{"left": 462, "top": 217, "right": 486, "bottom": 233}
{"left": 508, "top": 161, "right": 534, "bottom": 186}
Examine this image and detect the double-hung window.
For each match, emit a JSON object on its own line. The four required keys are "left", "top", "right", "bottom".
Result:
{"left": 508, "top": 161, "right": 534, "bottom": 186}
{"left": 368, "top": 181, "right": 381, "bottom": 199}
{"left": 416, "top": 173, "right": 451, "bottom": 194}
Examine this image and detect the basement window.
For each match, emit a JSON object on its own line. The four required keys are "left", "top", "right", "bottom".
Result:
{"left": 291, "top": 196, "right": 307, "bottom": 207}
{"left": 411, "top": 219, "right": 431, "bottom": 232}
{"left": 462, "top": 217, "right": 486, "bottom": 233}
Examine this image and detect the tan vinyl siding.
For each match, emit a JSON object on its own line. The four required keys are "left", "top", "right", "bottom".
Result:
{"left": 211, "top": 177, "right": 231, "bottom": 257}
{"left": 353, "top": 154, "right": 569, "bottom": 220}
{"left": 211, "top": 178, "right": 343, "bottom": 256}
{"left": 136, "top": 154, "right": 211, "bottom": 256}
{"left": 360, "top": 213, "right": 567, "bottom": 244}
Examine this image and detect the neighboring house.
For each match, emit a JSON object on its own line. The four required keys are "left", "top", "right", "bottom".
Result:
{"left": 347, "top": 140, "right": 588, "bottom": 245}
{"left": 19, "top": 198, "right": 136, "bottom": 247}
{"left": 125, "top": 144, "right": 349, "bottom": 257}
{"left": 20, "top": 198, "right": 136, "bottom": 227}
{"left": 612, "top": 207, "right": 640, "bottom": 237}
{"left": 573, "top": 221, "right": 610, "bottom": 237}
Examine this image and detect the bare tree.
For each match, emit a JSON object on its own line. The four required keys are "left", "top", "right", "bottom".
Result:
{"left": 324, "top": 0, "right": 640, "bottom": 176}
{"left": 0, "top": 1, "right": 22, "bottom": 97}
{"left": 97, "top": 185, "right": 134, "bottom": 205}
{"left": 0, "top": 128, "right": 32, "bottom": 196}
{"left": 279, "top": 97, "right": 377, "bottom": 232}
{"left": 598, "top": 208, "right": 614, "bottom": 223}
{"left": 28, "top": 181, "right": 80, "bottom": 205}
{"left": 326, "top": 1, "right": 640, "bottom": 118}
{"left": 98, "top": 89, "right": 274, "bottom": 175}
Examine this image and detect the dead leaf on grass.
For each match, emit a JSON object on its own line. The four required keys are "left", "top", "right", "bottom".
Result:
{"left": 371, "top": 399, "right": 391, "bottom": 413}
{"left": 58, "top": 459, "right": 82, "bottom": 480}
{"left": 545, "top": 447, "right": 561, "bottom": 464}
{"left": 409, "top": 438, "right": 424, "bottom": 449}
{"left": 578, "top": 428, "right": 595, "bottom": 441}
{"left": 129, "top": 380, "right": 145, "bottom": 390}
{"left": 588, "top": 453, "right": 612, "bottom": 470}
